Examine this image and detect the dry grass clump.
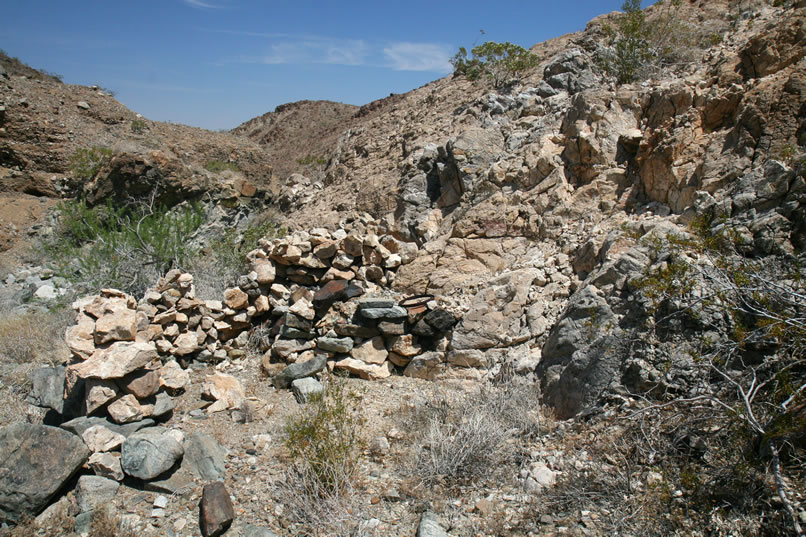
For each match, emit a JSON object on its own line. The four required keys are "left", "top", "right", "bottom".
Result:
{"left": 405, "top": 379, "right": 546, "bottom": 487}
{"left": 0, "top": 308, "right": 72, "bottom": 365}
{"left": 273, "top": 377, "right": 368, "bottom": 536}
{"left": 0, "top": 308, "right": 72, "bottom": 426}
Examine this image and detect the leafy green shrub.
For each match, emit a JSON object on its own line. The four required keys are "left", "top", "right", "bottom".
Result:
{"left": 629, "top": 223, "right": 806, "bottom": 536}
{"left": 130, "top": 119, "right": 147, "bottom": 134}
{"left": 451, "top": 41, "right": 539, "bottom": 88}
{"left": 69, "top": 146, "right": 114, "bottom": 181}
{"left": 276, "top": 377, "right": 366, "bottom": 534}
{"left": 189, "top": 213, "right": 284, "bottom": 298}
{"left": 296, "top": 154, "right": 328, "bottom": 167}
{"left": 284, "top": 377, "right": 365, "bottom": 492}
{"left": 599, "top": 0, "right": 688, "bottom": 84}
{"left": 46, "top": 199, "right": 204, "bottom": 296}
{"left": 204, "top": 160, "right": 240, "bottom": 173}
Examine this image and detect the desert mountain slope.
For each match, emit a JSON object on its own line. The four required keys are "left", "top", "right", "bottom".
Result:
{"left": 231, "top": 99, "right": 359, "bottom": 180}
{"left": 0, "top": 1, "right": 805, "bottom": 536}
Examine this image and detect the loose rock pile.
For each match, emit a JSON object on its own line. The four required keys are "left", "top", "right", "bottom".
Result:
{"left": 29, "top": 226, "right": 463, "bottom": 425}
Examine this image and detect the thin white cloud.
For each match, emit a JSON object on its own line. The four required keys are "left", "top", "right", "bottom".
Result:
{"left": 183, "top": 0, "right": 221, "bottom": 9}
{"left": 383, "top": 42, "right": 453, "bottom": 72}
{"left": 262, "top": 38, "right": 369, "bottom": 66}
{"left": 324, "top": 40, "right": 368, "bottom": 66}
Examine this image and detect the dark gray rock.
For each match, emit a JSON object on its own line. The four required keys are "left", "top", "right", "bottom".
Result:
{"left": 378, "top": 320, "right": 406, "bottom": 335}
{"left": 412, "top": 319, "right": 437, "bottom": 337}
{"left": 143, "top": 468, "right": 194, "bottom": 495}
{"left": 291, "top": 377, "right": 324, "bottom": 404}
{"left": 61, "top": 416, "right": 155, "bottom": 438}
{"left": 120, "top": 428, "right": 184, "bottom": 480}
{"left": 26, "top": 365, "right": 83, "bottom": 416}
{"left": 312, "top": 280, "right": 364, "bottom": 311}
{"left": 75, "top": 475, "right": 120, "bottom": 513}
{"left": 417, "top": 511, "right": 449, "bottom": 537}
{"left": 316, "top": 336, "right": 354, "bottom": 353}
{"left": 423, "top": 309, "right": 457, "bottom": 332}
{"left": 538, "top": 285, "right": 621, "bottom": 418}
{"left": 272, "top": 354, "right": 327, "bottom": 389}
{"left": 183, "top": 433, "right": 227, "bottom": 481}
{"left": 200, "top": 481, "right": 234, "bottom": 537}
{"left": 0, "top": 423, "right": 89, "bottom": 521}
{"left": 543, "top": 48, "right": 597, "bottom": 94}
{"left": 151, "top": 391, "right": 175, "bottom": 419}
{"left": 279, "top": 326, "right": 316, "bottom": 340}
{"left": 333, "top": 322, "right": 378, "bottom": 338}
{"left": 358, "top": 297, "right": 396, "bottom": 309}
{"left": 74, "top": 510, "right": 94, "bottom": 535}
{"left": 283, "top": 313, "right": 311, "bottom": 331}
{"left": 360, "top": 306, "right": 408, "bottom": 320}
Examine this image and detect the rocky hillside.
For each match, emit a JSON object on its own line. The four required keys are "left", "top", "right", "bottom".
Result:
{"left": 0, "top": 1, "right": 805, "bottom": 536}
{"left": 231, "top": 100, "right": 359, "bottom": 181}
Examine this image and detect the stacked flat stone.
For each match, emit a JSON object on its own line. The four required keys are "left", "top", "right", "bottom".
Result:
{"left": 30, "top": 289, "right": 186, "bottom": 426}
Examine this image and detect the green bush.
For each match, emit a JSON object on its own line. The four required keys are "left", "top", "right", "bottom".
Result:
{"left": 599, "top": 0, "right": 687, "bottom": 84}
{"left": 130, "top": 119, "right": 147, "bottom": 134}
{"left": 204, "top": 160, "right": 239, "bottom": 173}
{"left": 69, "top": 146, "right": 114, "bottom": 181}
{"left": 451, "top": 41, "right": 539, "bottom": 88}
{"left": 284, "top": 377, "right": 365, "bottom": 493}
{"left": 184, "top": 211, "right": 284, "bottom": 299}
{"left": 46, "top": 199, "right": 204, "bottom": 296}
{"left": 296, "top": 154, "right": 328, "bottom": 167}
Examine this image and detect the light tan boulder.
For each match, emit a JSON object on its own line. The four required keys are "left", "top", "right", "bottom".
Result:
{"left": 88, "top": 452, "right": 124, "bottom": 481}
{"left": 254, "top": 295, "right": 270, "bottom": 314}
{"left": 81, "top": 425, "right": 125, "bottom": 453}
{"left": 120, "top": 369, "right": 160, "bottom": 399}
{"left": 388, "top": 335, "right": 421, "bottom": 357}
{"left": 289, "top": 297, "right": 315, "bottom": 320}
{"left": 202, "top": 373, "right": 245, "bottom": 413}
{"left": 160, "top": 360, "right": 190, "bottom": 391}
{"left": 107, "top": 394, "right": 144, "bottom": 424}
{"left": 334, "top": 357, "right": 392, "bottom": 380}
{"left": 173, "top": 332, "right": 200, "bottom": 356}
{"left": 93, "top": 298, "right": 137, "bottom": 344}
{"left": 69, "top": 341, "right": 158, "bottom": 381}
{"left": 253, "top": 260, "right": 276, "bottom": 284}
{"left": 65, "top": 313, "right": 96, "bottom": 360}
{"left": 223, "top": 288, "right": 249, "bottom": 310}
{"left": 350, "top": 336, "right": 388, "bottom": 365}
{"left": 84, "top": 379, "right": 119, "bottom": 414}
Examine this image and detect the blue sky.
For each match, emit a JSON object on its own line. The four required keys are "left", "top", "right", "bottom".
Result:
{"left": 1, "top": 1, "right": 640, "bottom": 131}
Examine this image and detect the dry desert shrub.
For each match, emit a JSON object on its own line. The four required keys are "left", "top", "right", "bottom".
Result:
{"left": 405, "top": 379, "right": 546, "bottom": 487}
{"left": 273, "top": 377, "right": 368, "bottom": 536}
{"left": 0, "top": 308, "right": 72, "bottom": 365}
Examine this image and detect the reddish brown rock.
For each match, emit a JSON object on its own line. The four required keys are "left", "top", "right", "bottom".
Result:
{"left": 199, "top": 481, "right": 234, "bottom": 537}
{"left": 120, "top": 369, "right": 160, "bottom": 399}
{"left": 223, "top": 288, "right": 249, "bottom": 310}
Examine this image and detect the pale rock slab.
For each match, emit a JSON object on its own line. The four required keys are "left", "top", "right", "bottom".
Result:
{"left": 350, "top": 336, "right": 388, "bottom": 364}
{"left": 107, "top": 394, "right": 144, "bottom": 424}
{"left": 81, "top": 424, "right": 125, "bottom": 453}
{"left": 202, "top": 373, "right": 245, "bottom": 413}
{"left": 65, "top": 313, "right": 96, "bottom": 360}
{"left": 69, "top": 341, "right": 158, "bottom": 381}
{"left": 334, "top": 357, "right": 392, "bottom": 380}
{"left": 88, "top": 452, "right": 124, "bottom": 481}
{"left": 84, "top": 379, "right": 119, "bottom": 414}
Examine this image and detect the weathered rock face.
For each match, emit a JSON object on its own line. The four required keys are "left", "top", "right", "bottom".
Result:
{"left": 0, "top": 424, "right": 89, "bottom": 521}
{"left": 120, "top": 428, "right": 184, "bottom": 480}
{"left": 451, "top": 270, "right": 539, "bottom": 351}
